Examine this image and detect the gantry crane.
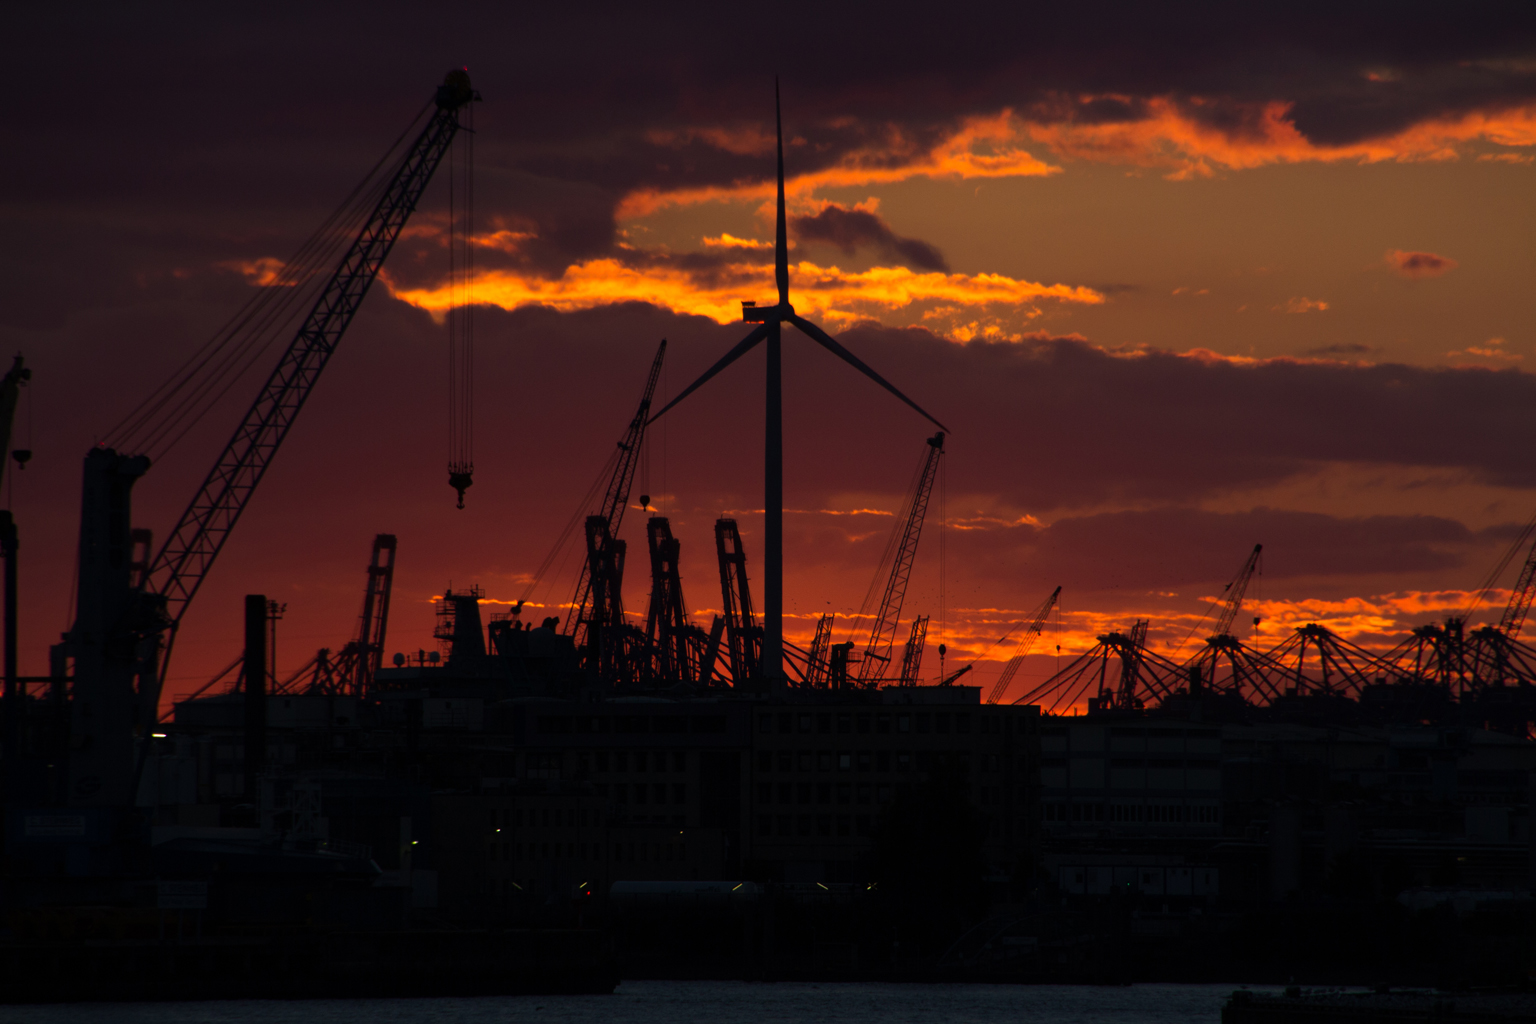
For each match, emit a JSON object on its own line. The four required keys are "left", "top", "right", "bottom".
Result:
{"left": 856, "top": 432, "right": 944, "bottom": 685}
{"left": 63, "top": 72, "right": 478, "bottom": 807}
{"left": 716, "top": 518, "right": 762, "bottom": 686}
{"left": 645, "top": 516, "right": 695, "bottom": 683}
{"left": 987, "top": 585, "right": 1060, "bottom": 704}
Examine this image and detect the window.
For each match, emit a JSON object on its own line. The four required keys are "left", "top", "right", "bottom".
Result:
{"left": 818, "top": 751, "right": 832, "bottom": 771}
{"left": 634, "top": 784, "right": 648, "bottom": 804}
{"left": 817, "top": 782, "right": 831, "bottom": 804}
{"left": 759, "top": 715, "right": 773, "bottom": 733}
{"left": 897, "top": 751, "right": 911, "bottom": 772}
{"left": 838, "top": 752, "right": 852, "bottom": 771}
{"left": 956, "top": 714, "right": 971, "bottom": 734}
{"left": 837, "top": 714, "right": 852, "bottom": 734}
{"left": 596, "top": 751, "right": 609, "bottom": 772}
{"left": 615, "top": 752, "right": 629, "bottom": 772}
{"left": 673, "top": 752, "right": 686, "bottom": 772}
{"left": 836, "top": 815, "right": 851, "bottom": 837}
{"left": 897, "top": 715, "right": 910, "bottom": 734}
{"left": 798, "top": 751, "right": 813, "bottom": 772}
{"left": 798, "top": 782, "right": 812, "bottom": 804}
{"left": 936, "top": 713, "right": 950, "bottom": 734}
{"left": 759, "top": 815, "right": 773, "bottom": 836}
{"left": 916, "top": 714, "right": 931, "bottom": 734}
{"left": 635, "top": 752, "right": 647, "bottom": 772}
{"left": 816, "top": 814, "right": 832, "bottom": 836}
{"left": 857, "top": 714, "right": 871, "bottom": 734}
{"left": 877, "top": 714, "right": 891, "bottom": 735}
{"left": 778, "top": 712, "right": 792, "bottom": 733}
{"left": 836, "top": 783, "right": 851, "bottom": 805}
{"left": 857, "top": 783, "right": 871, "bottom": 804}
{"left": 798, "top": 714, "right": 813, "bottom": 734}
{"left": 779, "top": 782, "right": 792, "bottom": 803}
{"left": 527, "top": 753, "right": 561, "bottom": 780}
{"left": 797, "top": 814, "right": 813, "bottom": 836}
{"left": 817, "top": 713, "right": 832, "bottom": 734}
{"left": 777, "top": 814, "right": 791, "bottom": 836}
{"left": 856, "top": 815, "right": 872, "bottom": 837}
{"left": 758, "top": 751, "right": 772, "bottom": 772}
{"left": 877, "top": 751, "right": 891, "bottom": 772}
{"left": 653, "top": 783, "right": 667, "bottom": 803}
{"left": 777, "top": 750, "right": 791, "bottom": 771}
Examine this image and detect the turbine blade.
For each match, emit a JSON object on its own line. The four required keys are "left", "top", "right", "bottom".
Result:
{"left": 788, "top": 313, "right": 949, "bottom": 432}
{"left": 775, "top": 79, "right": 789, "bottom": 307}
{"left": 646, "top": 323, "right": 771, "bottom": 425}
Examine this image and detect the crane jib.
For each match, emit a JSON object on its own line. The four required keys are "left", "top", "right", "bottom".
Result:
{"left": 146, "top": 101, "right": 465, "bottom": 627}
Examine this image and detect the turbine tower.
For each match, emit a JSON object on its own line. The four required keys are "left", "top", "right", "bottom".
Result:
{"left": 649, "top": 81, "right": 947, "bottom": 684}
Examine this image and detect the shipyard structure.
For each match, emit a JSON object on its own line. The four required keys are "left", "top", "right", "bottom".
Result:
{"left": 1, "top": 70, "right": 1535, "bottom": 996}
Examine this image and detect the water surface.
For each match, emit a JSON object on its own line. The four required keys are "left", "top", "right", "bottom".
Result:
{"left": 6, "top": 979, "right": 1276, "bottom": 1024}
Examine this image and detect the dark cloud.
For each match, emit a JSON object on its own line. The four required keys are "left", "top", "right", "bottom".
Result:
{"left": 1305, "top": 343, "right": 1376, "bottom": 356}
{"left": 3, "top": 3, "right": 1532, "bottom": 301}
{"left": 970, "top": 506, "right": 1490, "bottom": 594}
{"left": 1385, "top": 249, "right": 1459, "bottom": 279}
{"left": 790, "top": 205, "right": 949, "bottom": 272}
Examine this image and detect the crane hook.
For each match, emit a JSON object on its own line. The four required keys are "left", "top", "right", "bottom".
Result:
{"left": 449, "top": 467, "right": 473, "bottom": 510}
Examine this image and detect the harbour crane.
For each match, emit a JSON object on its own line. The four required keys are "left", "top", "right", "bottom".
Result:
{"left": 856, "top": 432, "right": 945, "bottom": 685}
{"left": 63, "top": 72, "right": 478, "bottom": 807}
{"left": 564, "top": 340, "right": 667, "bottom": 667}
{"left": 986, "top": 585, "right": 1060, "bottom": 704}
{"left": 716, "top": 518, "right": 762, "bottom": 686}
{"left": 1212, "top": 544, "right": 1263, "bottom": 638}
{"left": 1497, "top": 533, "right": 1536, "bottom": 640}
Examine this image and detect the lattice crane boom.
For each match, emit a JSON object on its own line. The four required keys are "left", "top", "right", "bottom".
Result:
{"left": 987, "top": 585, "right": 1060, "bottom": 704}
{"left": 564, "top": 339, "right": 667, "bottom": 644}
{"left": 1213, "top": 544, "right": 1263, "bottom": 637}
{"left": 146, "top": 75, "right": 477, "bottom": 629}
{"left": 857, "top": 431, "right": 944, "bottom": 684}
{"left": 1498, "top": 534, "right": 1536, "bottom": 639}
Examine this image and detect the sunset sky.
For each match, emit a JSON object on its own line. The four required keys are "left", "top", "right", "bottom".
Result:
{"left": 4, "top": 5, "right": 1536, "bottom": 706}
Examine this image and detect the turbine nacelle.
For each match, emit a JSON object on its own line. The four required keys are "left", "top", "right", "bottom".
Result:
{"left": 742, "top": 300, "right": 794, "bottom": 323}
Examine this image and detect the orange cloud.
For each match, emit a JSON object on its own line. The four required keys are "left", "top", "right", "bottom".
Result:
{"left": 702, "top": 233, "right": 773, "bottom": 250}
{"left": 1024, "top": 96, "right": 1536, "bottom": 179}
{"left": 1385, "top": 248, "right": 1458, "bottom": 279}
{"left": 217, "top": 257, "right": 291, "bottom": 287}
{"left": 619, "top": 111, "right": 1061, "bottom": 218}
{"left": 1447, "top": 337, "right": 1521, "bottom": 363}
{"left": 389, "top": 259, "right": 1103, "bottom": 331}
{"left": 1278, "top": 297, "right": 1329, "bottom": 313}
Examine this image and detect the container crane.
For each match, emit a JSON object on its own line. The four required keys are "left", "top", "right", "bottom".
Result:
{"left": 856, "top": 432, "right": 944, "bottom": 686}
{"left": 63, "top": 72, "right": 478, "bottom": 808}
{"left": 986, "top": 585, "right": 1060, "bottom": 704}
{"left": 715, "top": 518, "right": 762, "bottom": 686}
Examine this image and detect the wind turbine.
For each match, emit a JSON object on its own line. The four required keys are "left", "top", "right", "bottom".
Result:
{"left": 648, "top": 81, "right": 947, "bottom": 685}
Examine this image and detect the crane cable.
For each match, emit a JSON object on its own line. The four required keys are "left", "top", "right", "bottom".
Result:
{"left": 105, "top": 103, "right": 433, "bottom": 460}
{"left": 447, "top": 97, "right": 475, "bottom": 508}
